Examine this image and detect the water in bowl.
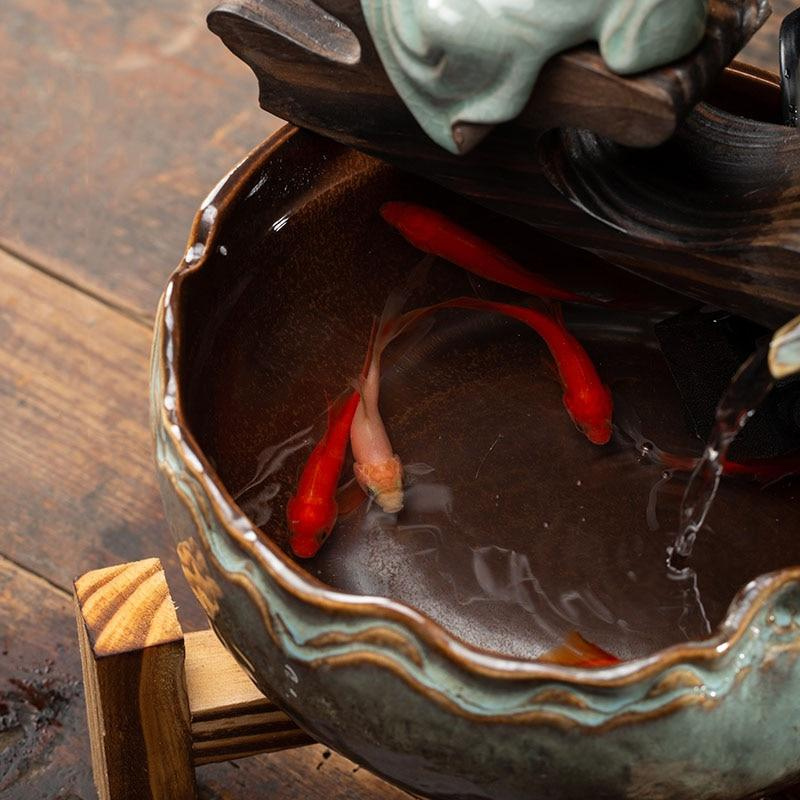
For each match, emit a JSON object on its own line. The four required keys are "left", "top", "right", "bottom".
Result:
{"left": 183, "top": 163, "right": 800, "bottom": 662}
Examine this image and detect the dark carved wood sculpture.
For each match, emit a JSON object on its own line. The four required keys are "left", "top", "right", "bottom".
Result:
{"left": 207, "top": 0, "right": 800, "bottom": 327}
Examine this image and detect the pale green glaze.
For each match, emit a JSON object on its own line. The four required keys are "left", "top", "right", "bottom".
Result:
{"left": 770, "top": 314, "right": 800, "bottom": 379}
{"left": 361, "top": 0, "right": 709, "bottom": 152}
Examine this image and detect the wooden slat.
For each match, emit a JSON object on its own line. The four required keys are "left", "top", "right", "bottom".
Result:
{"left": 75, "top": 559, "right": 196, "bottom": 800}
{"left": 0, "top": 0, "right": 282, "bottom": 320}
{"left": 3, "top": 554, "right": 413, "bottom": 798}
{"left": 185, "top": 629, "right": 269, "bottom": 719}
{"left": 184, "top": 629, "right": 314, "bottom": 766}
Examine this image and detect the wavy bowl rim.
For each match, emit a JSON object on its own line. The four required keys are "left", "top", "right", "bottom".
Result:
{"left": 154, "top": 122, "right": 800, "bottom": 687}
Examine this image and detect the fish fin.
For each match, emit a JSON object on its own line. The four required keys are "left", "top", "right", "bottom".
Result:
{"left": 547, "top": 300, "right": 566, "bottom": 329}
{"left": 359, "top": 318, "right": 379, "bottom": 384}
{"left": 467, "top": 273, "right": 490, "bottom": 299}
{"left": 375, "top": 255, "right": 434, "bottom": 348}
{"left": 539, "top": 631, "right": 621, "bottom": 667}
{"left": 537, "top": 351, "right": 560, "bottom": 382}
{"left": 404, "top": 462, "right": 435, "bottom": 476}
{"left": 722, "top": 453, "right": 800, "bottom": 481}
{"left": 382, "top": 315, "right": 437, "bottom": 377}
{"left": 362, "top": 256, "right": 437, "bottom": 389}
{"left": 336, "top": 478, "right": 367, "bottom": 517}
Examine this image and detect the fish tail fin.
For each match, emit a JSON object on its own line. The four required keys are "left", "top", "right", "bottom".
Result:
{"left": 540, "top": 631, "right": 621, "bottom": 667}
{"left": 546, "top": 299, "right": 566, "bottom": 329}
{"left": 367, "top": 255, "right": 435, "bottom": 375}
{"left": 358, "top": 318, "right": 379, "bottom": 385}
{"left": 660, "top": 451, "right": 697, "bottom": 472}
{"left": 353, "top": 255, "right": 435, "bottom": 421}
{"left": 336, "top": 478, "right": 367, "bottom": 517}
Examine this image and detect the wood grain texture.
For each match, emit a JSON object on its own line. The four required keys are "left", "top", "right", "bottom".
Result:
{"left": 0, "top": 0, "right": 283, "bottom": 320}
{"left": 0, "top": 0, "right": 790, "bottom": 323}
{"left": 0, "top": 556, "right": 95, "bottom": 800}
{"left": 0, "top": 247, "right": 206, "bottom": 628}
{"left": 75, "top": 559, "right": 182, "bottom": 656}
{"left": 75, "top": 559, "right": 196, "bottom": 800}
{"left": 210, "top": 0, "right": 767, "bottom": 149}
{"left": 1, "top": 2, "right": 795, "bottom": 798}
{"left": 2, "top": 553, "right": 413, "bottom": 799}
{"left": 208, "top": 0, "right": 800, "bottom": 326}
{"left": 185, "top": 629, "right": 266, "bottom": 719}
{"left": 0, "top": 249, "right": 411, "bottom": 798}
{"left": 185, "top": 629, "right": 313, "bottom": 765}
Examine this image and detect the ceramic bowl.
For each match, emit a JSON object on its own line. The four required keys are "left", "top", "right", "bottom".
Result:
{"left": 151, "top": 125, "right": 800, "bottom": 800}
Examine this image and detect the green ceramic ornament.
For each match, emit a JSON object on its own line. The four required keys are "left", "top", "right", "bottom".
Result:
{"left": 362, "top": 0, "right": 709, "bottom": 152}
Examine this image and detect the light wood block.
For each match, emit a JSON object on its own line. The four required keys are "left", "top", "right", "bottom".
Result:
{"left": 185, "top": 629, "right": 314, "bottom": 765}
{"left": 75, "top": 559, "right": 197, "bottom": 800}
{"left": 74, "top": 558, "right": 312, "bottom": 800}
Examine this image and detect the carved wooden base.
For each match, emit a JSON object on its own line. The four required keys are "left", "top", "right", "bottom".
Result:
{"left": 73, "top": 559, "right": 312, "bottom": 800}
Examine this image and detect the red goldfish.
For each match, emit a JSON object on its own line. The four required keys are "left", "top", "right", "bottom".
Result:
{"left": 394, "top": 297, "right": 613, "bottom": 445}
{"left": 287, "top": 390, "right": 362, "bottom": 558}
{"left": 289, "top": 263, "right": 431, "bottom": 555}
{"left": 380, "top": 201, "right": 596, "bottom": 304}
{"left": 660, "top": 451, "right": 799, "bottom": 482}
{"left": 615, "top": 398, "right": 799, "bottom": 481}
{"left": 539, "top": 631, "right": 622, "bottom": 668}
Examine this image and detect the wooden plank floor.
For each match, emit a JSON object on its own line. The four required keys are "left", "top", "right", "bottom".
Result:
{"left": 0, "top": 2, "right": 797, "bottom": 798}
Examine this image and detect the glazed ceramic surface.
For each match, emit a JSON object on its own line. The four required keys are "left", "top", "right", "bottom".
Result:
{"left": 361, "top": 0, "right": 709, "bottom": 151}
{"left": 152, "top": 126, "right": 800, "bottom": 800}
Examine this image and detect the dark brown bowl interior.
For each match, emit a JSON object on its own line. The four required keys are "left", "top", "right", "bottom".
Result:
{"left": 177, "top": 133, "right": 800, "bottom": 662}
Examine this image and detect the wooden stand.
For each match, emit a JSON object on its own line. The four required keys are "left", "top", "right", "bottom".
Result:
{"left": 73, "top": 558, "right": 313, "bottom": 800}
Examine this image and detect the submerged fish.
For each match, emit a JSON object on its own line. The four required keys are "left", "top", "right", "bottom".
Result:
{"left": 351, "top": 309, "right": 406, "bottom": 513}
{"left": 394, "top": 297, "right": 613, "bottom": 445}
{"left": 539, "top": 631, "right": 622, "bottom": 668}
{"left": 351, "top": 260, "right": 434, "bottom": 513}
{"left": 662, "top": 451, "right": 799, "bottom": 482}
{"left": 289, "top": 261, "right": 433, "bottom": 554}
{"left": 380, "top": 201, "right": 598, "bottom": 304}
{"left": 615, "top": 402, "right": 799, "bottom": 481}
{"left": 286, "top": 390, "right": 362, "bottom": 558}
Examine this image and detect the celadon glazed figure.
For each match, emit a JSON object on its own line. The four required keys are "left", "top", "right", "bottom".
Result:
{"left": 361, "top": 0, "right": 709, "bottom": 152}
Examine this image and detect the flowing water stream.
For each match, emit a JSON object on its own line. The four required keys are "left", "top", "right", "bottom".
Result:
{"left": 670, "top": 346, "right": 775, "bottom": 565}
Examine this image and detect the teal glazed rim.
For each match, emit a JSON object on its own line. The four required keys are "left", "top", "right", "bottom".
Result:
{"left": 150, "top": 124, "right": 800, "bottom": 798}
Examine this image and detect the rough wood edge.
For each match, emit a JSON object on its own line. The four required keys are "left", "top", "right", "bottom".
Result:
{"left": 74, "top": 559, "right": 197, "bottom": 799}
{"left": 74, "top": 560, "right": 313, "bottom": 799}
